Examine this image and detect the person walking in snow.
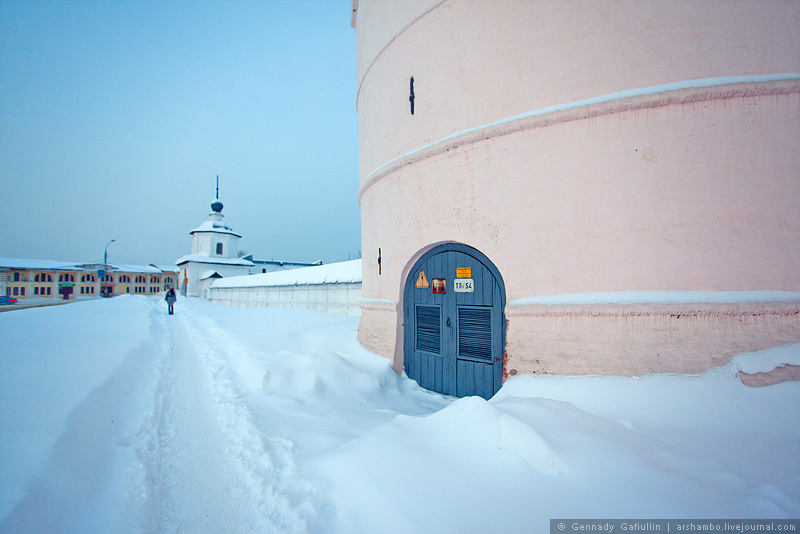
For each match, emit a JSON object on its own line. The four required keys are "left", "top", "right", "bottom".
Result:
{"left": 165, "top": 286, "right": 176, "bottom": 315}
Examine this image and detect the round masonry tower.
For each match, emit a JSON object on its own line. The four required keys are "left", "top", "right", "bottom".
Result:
{"left": 351, "top": 0, "right": 800, "bottom": 397}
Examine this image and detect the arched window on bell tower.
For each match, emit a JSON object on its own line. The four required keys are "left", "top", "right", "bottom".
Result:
{"left": 216, "top": 242, "right": 223, "bottom": 255}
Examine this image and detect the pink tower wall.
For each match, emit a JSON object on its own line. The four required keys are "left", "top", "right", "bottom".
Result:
{"left": 352, "top": 0, "right": 800, "bottom": 378}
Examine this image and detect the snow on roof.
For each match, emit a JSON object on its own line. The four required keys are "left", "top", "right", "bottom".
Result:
{"left": 189, "top": 220, "right": 241, "bottom": 237}
{"left": 175, "top": 254, "right": 254, "bottom": 267}
{"left": 0, "top": 257, "right": 82, "bottom": 270}
{"left": 0, "top": 257, "right": 168, "bottom": 274}
{"left": 200, "top": 270, "right": 222, "bottom": 280}
{"left": 110, "top": 263, "right": 162, "bottom": 274}
{"left": 151, "top": 264, "right": 179, "bottom": 273}
{"left": 213, "top": 259, "right": 361, "bottom": 288}
{"left": 77, "top": 262, "right": 162, "bottom": 274}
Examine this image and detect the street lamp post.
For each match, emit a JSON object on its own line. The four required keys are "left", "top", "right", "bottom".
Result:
{"left": 104, "top": 239, "right": 115, "bottom": 297}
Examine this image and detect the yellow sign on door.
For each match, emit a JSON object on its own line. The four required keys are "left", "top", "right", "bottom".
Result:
{"left": 456, "top": 267, "right": 471, "bottom": 278}
{"left": 415, "top": 269, "right": 430, "bottom": 288}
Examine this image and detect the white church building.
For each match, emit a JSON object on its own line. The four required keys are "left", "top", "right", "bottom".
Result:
{"left": 176, "top": 192, "right": 253, "bottom": 298}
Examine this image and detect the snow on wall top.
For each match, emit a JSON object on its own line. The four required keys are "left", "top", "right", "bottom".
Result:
{"left": 175, "top": 254, "right": 254, "bottom": 267}
{"left": 509, "top": 290, "right": 800, "bottom": 306}
{"left": 732, "top": 343, "right": 800, "bottom": 375}
{"left": 212, "top": 259, "right": 362, "bottom": 288}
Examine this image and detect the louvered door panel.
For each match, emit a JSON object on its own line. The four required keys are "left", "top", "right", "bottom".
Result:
{"left": 457, "top": 306, "right": 492, "bottom": 362}
{"left": 415, "top": 304, "right": 441, "bottom": 354}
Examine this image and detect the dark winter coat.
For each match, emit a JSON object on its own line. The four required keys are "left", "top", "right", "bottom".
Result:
{"left": 165, "top": 289, "right": 177, "bottom": 305}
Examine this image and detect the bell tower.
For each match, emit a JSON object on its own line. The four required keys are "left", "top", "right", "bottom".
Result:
{"left": 176, "top": 175, "right": 253, "bottom": 297}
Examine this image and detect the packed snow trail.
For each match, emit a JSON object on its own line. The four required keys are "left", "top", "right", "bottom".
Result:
{"left": 131, "top": 297, "right": 443, "bottom": 534}
{"left": 139, "top": 299, "right": 312, "bottom": 533}
{"left": 0, "top": 297, "right": 320, "bottom": 534}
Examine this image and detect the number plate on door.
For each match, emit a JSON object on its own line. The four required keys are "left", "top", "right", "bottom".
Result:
{"left": 454, "top": 279, "right": 474, "bottom": 293}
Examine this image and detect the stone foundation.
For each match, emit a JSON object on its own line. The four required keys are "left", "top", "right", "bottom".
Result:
{"left": 357, "top": 300, "right": 403, "bottom": 373}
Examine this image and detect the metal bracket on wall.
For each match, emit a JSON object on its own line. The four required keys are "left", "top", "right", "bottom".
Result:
{"left": 409, "top": 77, "right": 415, "bottom": 115}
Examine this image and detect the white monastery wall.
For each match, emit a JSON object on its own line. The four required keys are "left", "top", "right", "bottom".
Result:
{"left": 207, "top": 283, "right": 362, "bottom": 316}
{"left": 353, "top": 0, "right": 800, "bottom": 377}
{"left": 182, "top": 262, "right": 250, "bottom": 299}
{"left": 206, "top": 261, "right": 363, "bottom": 316}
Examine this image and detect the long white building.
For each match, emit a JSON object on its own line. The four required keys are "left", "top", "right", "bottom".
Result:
{"left": 1, "top": 257, "right": 177, "bottom": 300}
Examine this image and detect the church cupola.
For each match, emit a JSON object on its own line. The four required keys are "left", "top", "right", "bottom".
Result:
{"left": 210, "top": 175, "right": 224, "bottom": 219}
{"left": 187, "top": 175, "right": 242, "bottom": 257}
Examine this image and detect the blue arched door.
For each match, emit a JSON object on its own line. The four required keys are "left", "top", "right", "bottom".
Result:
{"left": 403, "top": 244, "right": 505, "bottom": 399}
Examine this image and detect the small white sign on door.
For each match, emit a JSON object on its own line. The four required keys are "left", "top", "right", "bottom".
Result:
{"left": 454, "top": 279, "right": 474, "bottom": 293}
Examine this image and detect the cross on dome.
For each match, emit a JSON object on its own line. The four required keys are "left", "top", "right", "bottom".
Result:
{"left": 211, "top": 175, "right": 223, "bottom": 213}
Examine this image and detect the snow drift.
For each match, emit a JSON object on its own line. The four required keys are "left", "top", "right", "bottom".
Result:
{"left": 1, "top": 296, "right": 798, "bottom": 534}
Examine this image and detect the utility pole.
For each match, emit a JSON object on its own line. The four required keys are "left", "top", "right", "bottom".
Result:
{"left": 104, "top": 239, "right": 115, "bottom": 297}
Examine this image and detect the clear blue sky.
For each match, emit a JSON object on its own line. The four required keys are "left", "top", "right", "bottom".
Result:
{"left": 0, "top": 0, "right": 359, "bottom": 266}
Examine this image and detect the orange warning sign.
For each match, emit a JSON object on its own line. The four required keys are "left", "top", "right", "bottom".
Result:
{"left": 415, "top": 269, "right": 430, "bottom": 288}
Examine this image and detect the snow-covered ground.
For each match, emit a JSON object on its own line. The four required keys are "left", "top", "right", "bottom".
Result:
{"left": 1, "top": 295, "right": 798, "bottom": 533}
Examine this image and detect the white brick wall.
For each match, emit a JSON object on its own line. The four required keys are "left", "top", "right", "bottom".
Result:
{"left": 207, "top": 283, "right": 362, "bottom": 316}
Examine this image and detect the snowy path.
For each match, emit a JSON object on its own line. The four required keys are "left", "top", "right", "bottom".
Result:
{"left": 0, "top": 298, "right": 321, "bottom": 534}
{"left": 139, "top": 303, "right": 310, "bottom": 533}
